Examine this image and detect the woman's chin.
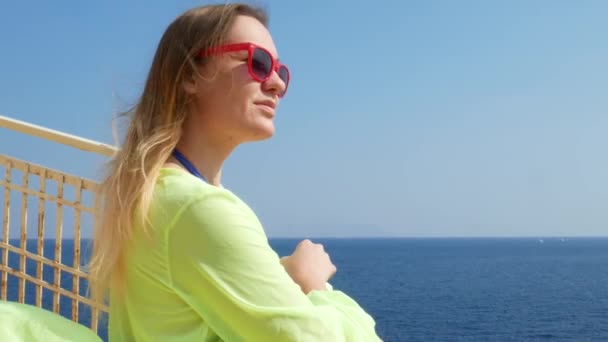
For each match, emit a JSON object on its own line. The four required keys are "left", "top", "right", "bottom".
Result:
{"left": 246, "top": 123, "right": 275, "bottom": 142}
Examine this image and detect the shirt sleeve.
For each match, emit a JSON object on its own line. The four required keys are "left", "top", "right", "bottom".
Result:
{"left": 167, "top": 191, "right": 381, "bottom": 342}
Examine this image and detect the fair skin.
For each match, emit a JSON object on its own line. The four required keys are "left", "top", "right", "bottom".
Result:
{"left": 163, "top": 15, "right": 336, "bottom": 294}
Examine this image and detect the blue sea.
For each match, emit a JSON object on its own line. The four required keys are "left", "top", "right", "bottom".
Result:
{"left": 4, "top": 238, "right": 608, "bottom": 341}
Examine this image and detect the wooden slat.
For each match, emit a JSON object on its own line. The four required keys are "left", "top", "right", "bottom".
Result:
{"left": 71, "top": 179, "right": 83, "bottom": 322}
{"left": 0, "top": 180, "right": 95, "bottom": 214}
{"left": 90, "top": 189, "right": 102, "bottom": 333}
{"left": 0, "top": 154, "right": 98, "bottom": 192}
{"left": 91, "top": 306, "right": 100, "bottom": 333}
{"left": 18, "top": 166, "right": 29, "bottom": 303}
{"left": 0, "top": 264, "right": 107, "bottom": 311}
{"left": 0, "top": 114, "right": 117, "bottom": 157}
{"left": 1, "top": 162, "right": 11, "bottom": 300}
{"left": 53, "top": 176, "right": 64, "bottom": 313}
{"left": 0, "top": 242, "right": 89, "bottom": 278}
{"left": 36, "top": 169, "right": 47, "bottom": 307}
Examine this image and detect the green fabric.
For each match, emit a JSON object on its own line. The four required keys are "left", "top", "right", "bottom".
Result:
{"left": 0, "top": 301, "right": 102, "bottom": 342}
{"left": 110, "top": 168, "right": 380, "bottom": 342}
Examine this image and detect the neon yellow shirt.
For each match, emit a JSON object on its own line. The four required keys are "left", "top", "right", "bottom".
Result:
{"left": 0, "top": 301, "right": 102, "bottom": 342}
{"left": 109, "top": 168, "right": 381, "bottom": 341}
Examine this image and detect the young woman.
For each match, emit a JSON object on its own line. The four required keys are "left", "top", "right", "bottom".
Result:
{"left": 89, "top": 4, "right": 381, "bottom": 341}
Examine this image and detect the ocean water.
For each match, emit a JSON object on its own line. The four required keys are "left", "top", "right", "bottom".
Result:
{"left": 3, "top": 238, "right": 608, "bottom": 341}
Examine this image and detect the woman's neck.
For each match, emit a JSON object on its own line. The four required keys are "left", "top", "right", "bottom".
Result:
{"left": 173, "top": 133, "right": 236, "bottom": 186}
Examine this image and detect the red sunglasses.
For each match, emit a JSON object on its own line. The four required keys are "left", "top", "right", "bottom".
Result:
{"left": 199, "top": 42, "right": 290, "bottom": 97}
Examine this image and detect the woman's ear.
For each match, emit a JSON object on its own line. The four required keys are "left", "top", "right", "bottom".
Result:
{"left": 182, "top": 69, "right": 199, "bottom": 95}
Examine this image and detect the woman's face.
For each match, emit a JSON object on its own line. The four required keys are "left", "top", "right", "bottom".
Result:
{"left": 185, "top": 15, "right": 287, "bottom": 146}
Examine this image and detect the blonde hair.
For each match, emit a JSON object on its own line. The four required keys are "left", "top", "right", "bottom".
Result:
{"left": 88, "top": 3, "right": 268, "bottom": 304}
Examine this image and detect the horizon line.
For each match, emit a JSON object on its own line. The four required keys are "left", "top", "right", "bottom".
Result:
{"left": 7, "top": 235, "right": 608, "bottom": 241}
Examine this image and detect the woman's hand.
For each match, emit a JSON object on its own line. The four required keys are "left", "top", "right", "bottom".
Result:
{"left": 279, "top": 239, "right": 337, "bottom": 294}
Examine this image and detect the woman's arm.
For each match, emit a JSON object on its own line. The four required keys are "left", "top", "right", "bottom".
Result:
{"left": 167, "top": 191, "right": 380, "bottom": 342}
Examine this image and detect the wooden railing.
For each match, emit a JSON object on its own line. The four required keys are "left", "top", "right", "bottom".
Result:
{"left": 0, "top": 114, "right": 116, "bottom": 333}
{"left": 0, "top": 115, "right": 117, "bottom": 157}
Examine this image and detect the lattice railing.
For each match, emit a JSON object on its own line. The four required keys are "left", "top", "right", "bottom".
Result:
{"left": 0, "top": 114, "right": 117, "bottom": 334}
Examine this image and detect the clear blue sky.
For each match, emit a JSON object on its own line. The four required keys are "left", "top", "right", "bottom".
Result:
{"left": 1, "top": 1, "right": 606, "bottom": 238}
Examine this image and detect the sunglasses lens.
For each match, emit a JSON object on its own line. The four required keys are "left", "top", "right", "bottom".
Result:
{"left": 278, "top": 65, "right": 290, "bottom": 87}
{"left": 251, "top": 48, "right": 272, "bottom": 80}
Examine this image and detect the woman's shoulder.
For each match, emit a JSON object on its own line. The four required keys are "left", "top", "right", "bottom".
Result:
{"left": 142, "top": 167, "right": 244, "bottom": 239}
{"left": 156, "top": 167, "right": 225, "bottom": 196}
{"left": 151, "top": 167, "right": 262, "bottom": 240}
{"left": 151, "top": 167, "right": 242, "bottom": 218}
